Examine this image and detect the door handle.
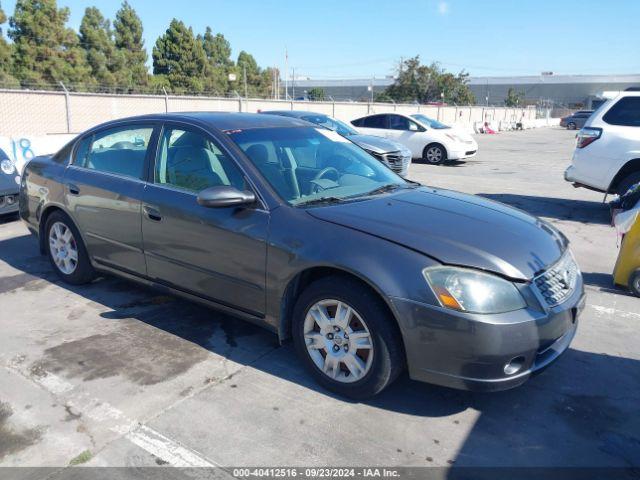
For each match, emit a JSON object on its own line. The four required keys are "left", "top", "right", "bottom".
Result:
{"left": 67, "top": 183, "right": 80, "bottom": 195}
{"left": 143, "top": 205, "right": 162, "bottom": 222}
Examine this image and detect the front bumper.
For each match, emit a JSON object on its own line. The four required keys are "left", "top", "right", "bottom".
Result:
{"left": 449, "top": 143, "right": 478, "bottom": 160}
{"left": 0, "top": 188, "right": 19, "bottom": 215}
{"left": 390, "top": 279, "right": 585, "bottom": 392}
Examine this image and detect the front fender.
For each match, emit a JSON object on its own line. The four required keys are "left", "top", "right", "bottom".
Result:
{"left": 264, "top": 206, "right": 441, "bottom": 335}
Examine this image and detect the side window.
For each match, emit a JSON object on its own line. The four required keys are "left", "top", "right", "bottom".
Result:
{"left": 389, "top": 115, "right": 414, "bottom": 130}
{"left": 603, "top": 97, "right": 640, "bottom": 127}
{"left": 363, "top": 115, "right": 387, "bottom": 129}
{"left": 75, "top": 125, "right": 154, "bottom": 179}
{"left": 155, "top": 127, "right": 245, "bottom": 193}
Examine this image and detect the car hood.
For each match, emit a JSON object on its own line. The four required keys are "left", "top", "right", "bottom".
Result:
{"left": 307, "top": 187, "right": 567, "bottom": 281}
{"left": 348, "top": 134, "right": 407, "bottom": 154}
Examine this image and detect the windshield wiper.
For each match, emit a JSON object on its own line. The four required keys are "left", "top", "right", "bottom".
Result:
{"left": 363, "top": 183, "right": 407, "bottom": 196}
{"left": 297, "top": 196, "right": 345, "bottom": 207}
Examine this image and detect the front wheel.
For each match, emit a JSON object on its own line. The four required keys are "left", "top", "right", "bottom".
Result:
{"left": 567, "top": 122, "right": 577, "bottom": 130}
{"left": 292, "top": 276, "right": 404, "bottom": 399}
{"left": 423, "top": 144, "right": 447, "bottom": 165}
{"left": 45, "top": 211, "right": 96, "bottom": 285}
{"left": 630, "top": 270, "right": 640, "bottom": 297}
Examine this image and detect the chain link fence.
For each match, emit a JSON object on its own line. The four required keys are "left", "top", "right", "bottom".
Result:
{"left": 0, "top": 87, "right": 546, "bottom": 137}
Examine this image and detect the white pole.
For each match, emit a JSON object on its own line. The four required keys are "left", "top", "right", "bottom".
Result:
{"left": 284, "top": 48, "right": 288, "bottom": 101}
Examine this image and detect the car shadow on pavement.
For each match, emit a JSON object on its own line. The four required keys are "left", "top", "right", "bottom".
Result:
{"left": 413, "top": 159, "right": 469, "bottom": 167}
{"left": 1, "top": 233, "right": 639, "bottom": 470}
{"left": 478, "top": 193, "right": 611, "bottom": 224}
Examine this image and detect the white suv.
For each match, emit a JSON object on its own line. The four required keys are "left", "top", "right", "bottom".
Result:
{"left": 565, "top": 91, "right": 640, "bottom": 195}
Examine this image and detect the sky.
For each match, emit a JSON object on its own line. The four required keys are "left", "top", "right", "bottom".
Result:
{"left": 2, "top": 0, "right": 639, "bottom": 79}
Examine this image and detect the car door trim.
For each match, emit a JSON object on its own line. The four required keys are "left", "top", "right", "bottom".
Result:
{"left": 93, "top": 256, "right": 265, "bottom": 319}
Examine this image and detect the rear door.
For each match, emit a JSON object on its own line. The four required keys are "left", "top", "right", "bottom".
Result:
{"left": 141, "top": 122, "right": 269, "bottom": 317}
{"left": 65, "top": 123, "right": 158, "bottom": 276}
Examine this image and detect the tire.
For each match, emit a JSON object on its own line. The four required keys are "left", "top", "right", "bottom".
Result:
{"left": 292, "top": 276, "right": 404, "bottom": 399}
{"left": 423, "top": 144, "right": 447, "bottom": 165}
{"left": 45, "top": 211, "right": 96, "bottom": 285}
{"left": 630, "top": 270, "right": 640, "bottom": 297}
{"left": 567, "top": 122, "right": 576, "bottom": 130}
{"left": 615, "top": 171, "right": 640, "bottom": 196}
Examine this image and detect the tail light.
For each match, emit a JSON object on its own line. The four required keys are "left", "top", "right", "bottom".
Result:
{"left": 576, "top": 127, "right": 602, "bottom": 148}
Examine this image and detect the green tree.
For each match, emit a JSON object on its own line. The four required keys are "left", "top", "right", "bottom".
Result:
{"left": 79, "top": 7, "right": 117, "bottom": 89}
{"left": 113, "top": 1, "right": 148, "bottom": 89}
{"left": 384, "top": 56, "right": 475, "bottom": 105}
{"left": 0, "top": 2, "right": 18, "bottom": 86}
{"left": 199, "top": 26, "right": 232, "bottom": 94}
{"left": 202, "top": 27, "right": 232, "bottom": 67}
{"left": 307, "top": 87, "right": 325, "bottom": 101}
{"left": 153, "top": 19, "right": 206, "bottom": 93}
{"left": 9, "top": 0, "right": 91, "bottom": 87}
{"left": 236, "top": 50, "right": 261, "bottom": 96}
{"left": 504, "top": 87, "right": 524, "bottom": 107}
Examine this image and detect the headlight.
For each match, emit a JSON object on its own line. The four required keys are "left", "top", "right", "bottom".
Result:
{"left": 423, "top": 266, "right": 526, "bottom": 314}
{"left": 1, "top": 159, "right": 16, "bottom": 175}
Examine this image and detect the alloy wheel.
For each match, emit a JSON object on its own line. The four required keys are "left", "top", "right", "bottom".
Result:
{"left": 303, "top": 299, "right": 374, "bottom": 383}
{"left": 426, "top": 146, "right": 443, "bottom": 164}
{"left": 49, "top": 221, "right": 79, "bottom": 275}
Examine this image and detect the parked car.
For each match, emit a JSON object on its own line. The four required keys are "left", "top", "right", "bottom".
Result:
{"left": 20, "top": 112, "right": 584, "bottom": 399}
{"left": 351, "top": 113, "right": 478, "bottom": 165}
{"left": 0, "top": 148, "right": 19, "bottom": 216}
{"left": 565, "top": 91, "right": 640, "bottom": 195}
{"left": 559, "top": 111, "right": 594, "bottom": 130}
{"left": 261, "top": 110, "right": 411, "bottom": 177}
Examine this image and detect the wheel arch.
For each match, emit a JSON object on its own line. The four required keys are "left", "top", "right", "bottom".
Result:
{"left": 608, "top": 158, "right": 640, "bottom": 194}
{"left": 38, "top": 205, "right": 79, "bottom": 255}
{"left": 422, "top": 142, "right": 448, "bottom": 160}
{"left": 278, "top": 265, "right": 403, "bottom": 345}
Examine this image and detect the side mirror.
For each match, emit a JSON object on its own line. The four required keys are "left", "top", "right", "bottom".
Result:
{"left": 197, "top": 185, "right": 256, "bottom": 208}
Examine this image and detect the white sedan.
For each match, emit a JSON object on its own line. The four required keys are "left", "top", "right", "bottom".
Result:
{"left": 351, "top": 113, "right": 478, "bottom": 165}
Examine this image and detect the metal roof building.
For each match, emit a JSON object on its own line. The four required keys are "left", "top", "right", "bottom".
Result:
{"left": 292, "top": 74, "right": 640, "bottom": 107}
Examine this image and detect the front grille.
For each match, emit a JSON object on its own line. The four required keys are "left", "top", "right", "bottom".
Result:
{"left": 383, "top": 151, "right": 410, "bottom": 173}
{"left": 533, "top": 251, "right": 579, "bottom": 307}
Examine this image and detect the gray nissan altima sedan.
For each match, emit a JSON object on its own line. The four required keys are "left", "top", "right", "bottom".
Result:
{"left": 19, "top": 112, "right": 585, "bottom": 399}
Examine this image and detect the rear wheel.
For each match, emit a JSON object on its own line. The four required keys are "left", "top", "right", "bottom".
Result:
{"left": 423, "top": 144, "right": 447, "bottom": 165}
{"left": 630, "top": 270, "right": 640, "bottom": 297}
{"left": 615, "top": 171, "right": 640, "bottom": 196}
{"left": 567, "top": 122, "right": 576, "bottom": 130}
{"left": 292, "top": 276, "right": 404, "bottom": 399}
{"left": 45, "top": 211, "right": 96, "bottom": 285}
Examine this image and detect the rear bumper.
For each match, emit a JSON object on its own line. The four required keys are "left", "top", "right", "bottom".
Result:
{"left": 390, "top": 281, "right": 585, "bottom": 392}
{"left": 564, "top": 165, "right": 606, "bottom": 193}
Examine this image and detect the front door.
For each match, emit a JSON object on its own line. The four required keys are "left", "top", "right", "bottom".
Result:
{"left": 65, "top": 123, "right": 157, "bottom": 275}
{"left": 141, "top": 124, "right": 269, "bottom": 317}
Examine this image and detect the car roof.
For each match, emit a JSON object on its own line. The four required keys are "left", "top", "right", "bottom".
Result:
{"left": 262, "top": 110, "right": 330, "bottom": 119}
{"left": 88, "top": 112, "right": 310, "bottom": 133}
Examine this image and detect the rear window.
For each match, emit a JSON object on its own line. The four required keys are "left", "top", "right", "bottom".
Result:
{"left": 603, "top": 97, "right": 640, "bottom": 127}
{"left": 361, "top": 115, "right": 387, "bottom": 129}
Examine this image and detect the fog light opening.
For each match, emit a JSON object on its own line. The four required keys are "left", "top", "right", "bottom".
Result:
{"left": 504, "top": 356, "right": 526, "bottom": 375}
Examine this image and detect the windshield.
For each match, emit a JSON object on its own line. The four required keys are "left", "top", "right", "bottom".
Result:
{"left": 411, "top": 114, "right": 450, "bottom": 129}
{"left": 228, "top": 126, "right": 406, "bottom": 206}
{"left": 301, "top": 115, "right": 359, "bottom": 137}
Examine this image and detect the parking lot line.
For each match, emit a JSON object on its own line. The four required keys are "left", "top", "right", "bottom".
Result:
{"left": 3, "top": 360, "right": 221, "bottom": 468}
